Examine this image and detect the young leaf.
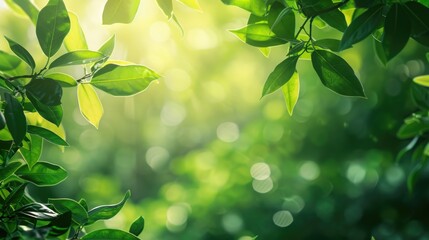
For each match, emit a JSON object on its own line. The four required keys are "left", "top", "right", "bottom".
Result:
{"left": 382, "top": 4, "right": 411, "bottom": 61}
{"left": 86, "top": 190, "right": 131, "bottom": 225}
{"left": 156, "top": 0, "right": 173, "bottom": 18}
{"left": 231, "top": 23, "right": 287, "bottom": 47}
{"left": 45, "top": 73, "right": 77, "bottom": 87}
{"left": 20, "top": 135, "right": 43, "bottom": 168}
{"left": 49, "top": 50, "right": 105, "bottom": 68}
{"left": 16, "top": 161, "right": 68, "bottom": 186}
{"left": 26, "top": 112, "right": 68, "bottom": 146}
{"left": 0, "top": 161, "right": 24, "bottom": 181}
{"left": 339, "top": 5, "right": 384, "bottom": 50}
{"left": 4, "top": 93, "right": 27, "bottom": 145}
{"left": 405, "top": 2, "right": 429, "bottom": 47}
{"left": 102, "top": 0, "right": 141, "bottom": 24}
{"left": 91, "top": 64, "right": 159, "bottom": 96}
{"left": 78, "top": 84, "right": 104, "bottom": 129}
{"left": 64, "top": 12, "right": 88, "bottom": 51}
{"left": 25, "top": 78, "right": 63, "bottom": 106}
{"left": 281, "top": 72, "right": 300, "bottom": 116}
{"left": 262, "top": 56, "right": 298, "bottom": 97}
{"left": 177, "top": 0, "right": 201, "bottom": 10}
{"left": 221, "top": 0, "right": 266, "bottom": 16}
{"left": 0, "top": 50, "right": 22, "bottom": 71}
{"left": 5, "top": 37, "right": 36, "bottom": 70}
{"left": 413, "top": 75, "right": 429, "bottom": 87}
{"left": 49, "top": 198, "right": 89, "bottom": 225}
{"left": 311, "top": 50, "right": 365, "bottom": 97}
{"left": 82, "top": 229, "right": 139, "bottom": 240}
{"left": 36, "top": 0, "right": 70, "bottom": 57}
{"left": 6, "top": 0, "right": 39, "bottom": 24}
{"left": 129, "top": 216, "right": 145, "bottom": 236}
{"left": 319, "top": 9, "right": 347, "bottom": 32}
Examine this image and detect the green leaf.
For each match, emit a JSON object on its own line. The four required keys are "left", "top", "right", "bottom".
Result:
{"left": 397, "top": 116, "right": 429, "bottom": 139}
{"left": 16, "top": 202, "right": 58, "bottom": 220}
{"left": 20, "top": 135, "right": 43, "bottom": 168}
{"left": 319, "top": 8, "right": 347, "bottom": 32}
{"left": 79, "top": 199, "right": 89, "bottom": 211}
{"left": 26, "top": 94, "right": 63, "bottom": 126}
{"left": 98, "top": 36, "right": 116, "bottom": 58}
{"left": 6, "top": 0, "right": 39, "bottom": 24}
{"left": 102, "top": 0, "right": 141, "bottom": 24}
{"left": 16, "top": 161, "right": 68, "bottom": 186}
{"left": 262, "top": 56, "right": 299, "bottom": 97}
{"left": 4, "top": 183, "right": 27, "bottom": 206}
{"left": 50, "top": 50, "right": 105, "bottom": 68}
{"left": 299, "top": 0, "right": 335, "bottom": 18}
{"left": 281, "top": 72, "right": 300, "bottom": 116}
{"left": 221, "top": 0, "right": 266, "bottom": 16}
{"left": 0, "top": 50, "right": 22, "bottom": 71}
{"left": 78, "top": 84, "right": 104, "bottom": 129}
{"left": 177, "top": 0, "right": 201, "bottom": 10}
{"left": 413, "top": 75, "right": 429, "bottom": 87}
{"left": 36, "top": 0, "right": 70, "bottom": 57}
{"left": 373, "top": 38, "right": 387, "bottom": 65}
{"left": 231, "top": 23, "right": 287, "bottom": 47}
{"left": 86, "top": 190, "right": 131, "bottom": 225}
{"left": 0, "top": 112, "right": 5, "bottom": 130}
{"left": 411, "top": 84, "right": 429, "bottom": 110}
{"left": 129, "top": 216, "right": 145, "bottom": 236}
{"left": 339, "top": 5, "right": 384, "bottom": 50}
{"left": 156, "top": 0, "right": 173, "bottom": 18}
{"left": 0, "top": 161, "right": 24, "bottom": 181}
{"left": 45, "top": 73, "right": 77, "bottom": 87}
{"left": 25, "top": 78, "right": 63, "bottom": 106}
{"left": 405, "top": 2, "right": 429, "bottom": 47}
{"left": 4, "top": 93, "right": 27, "bottom": 145}
{"left": 91, "top": 64, "right": 159, "bottom": 96}
{"left": 27, "top": 125, "right": 68, "bottom": 146}
{"left": 311, "top": 50, "right": 365, "bottom": 97}
{"left": 382, "top": 4, "right": 411, "bottom": 61}
{"left": 268, "top": 4, "right": 295, "bottom": 40}
{"left": 26, "top": 112, "right": 68, "bottom": 146}
{"left": 314, "top": 39, "right": 341, "bottom": 52}
{"left": 64, "top": 12, "right": 88, "bottom": 51}
{"left": 82, "top": 229, "right": 139, "bottom": 240}
{"left": 47, "top": 211, "right": 72, "bottom": 237}
{"left": 49, "top": 198, "right": 89, "bottom": 225}
{"left": 5, "top": 37, "right": 36, "bottom": 70}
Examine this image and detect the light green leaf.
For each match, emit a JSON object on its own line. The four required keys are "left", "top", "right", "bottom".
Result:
{"left": 102, "top": 0, "right": 141, "bottom": 24}
{"left": 20, "top": 135, "right": 43, "bottom": 168}
{"left": 281, "top": 72, "right": 300, "bottom": 116}
{"left": 5, "top": 37, "right": 36, "bottom": 70}
{"left": 312, "top": 50, "right": 365, "bottom": 97}
{"left": 45, "top": 73, "right": 77, "bottom": 87}
{"left": 413, "top": 75, "right": 429, "bottom": 87}
{"left": 156, "top": 0, "right": 173, "bottom": 18}
{"left": 36, "top": 0, "right": 70, "bottom": 57}
{"left": 177, "top": 0, "right": 201, "bottom": 10}
{"left": 50, "top": 50, "right": 105, "bottom": 68}
{"left": 0, "top": 50, "right": 22, "bottom": 71}
{"left": 25, "top": 112, "right": 68, "bottom": 146}
{"left": 82, "top": 229, "right": 139, "bottom": 240}
{"left": 262, "top": 56, "right": 299, "bottom": 97}
{"left": 91, "top": 64, "right": 159, "bottom": 96}
{"left": 231, "top": 23, "right": 287, "bottom": 47}
{"left": 221, "top": 0, "right": 266, "bottom": 16}
{"left": 64, "top": 12, "right": 88, "bottom": 51}
{"left": 16, "top": 161, "right": 68, "bottom": 186}
{"left": 6, "top": 0, "right": 39, "bottom": 24}
{"left": 98, "top": 36, "right": 116, "bottom": 58}
{"left": 86, "top": 191, "right": 131, "bottom": 225}
{"left": 49, "top": 198, "right": 89, "bottom": 225}
{"left": 4, "top": 93, "right": 27, "bottom": 145}
{"left": 129, "top": 216, "right": 145, "bottom": 236}
{"left": 78, "top": 84, "right": 104, "bottom": 129}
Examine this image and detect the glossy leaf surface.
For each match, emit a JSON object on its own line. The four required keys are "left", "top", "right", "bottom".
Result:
{"left": 16, "top": 161, "right": 68, "bottom": 186}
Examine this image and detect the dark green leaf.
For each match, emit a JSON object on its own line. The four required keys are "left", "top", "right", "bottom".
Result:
{"left": 405, "top": 2, "right": 429, "bottom": 47}
{"left": 26, "top": 77, "right": 62, "bottom": 106}
{"left": 6, "top": 0, "right": 39, "bottom": 24}
{"left": 91, "top": 64, "right": 159, "bottom": 96}
{"left": 0, "top": 161, "right": 24, "bottom": 181}
{"left": 5, "top": 37, "right": 36, "bottom": 70}
{"left": 340, "top": 5, "right": 384, "bottom": 50}
{"left": 79, "top": 199, "right": 89, "bottom": 211}
{"left": 16, "top": 203, "right": 58, "bottom": 220}
{"left": 82, "top": 229, "right": 139, "bottom": 240}
{"left": 4, "top": 183, "right": 27, "bottom": 206}
{"left": 0, "top": 112, "right": 5, "bottom": 130}
{"left": 319, "top": 8, "right": 347, "bottom": 32}
{"left": 231, "top": 23, "right": 287, "bottom": 47}
{"left": 262, "top": 56, "right": 298, "bottom": 97}
{"left": 102, "top": 0, "right": 141, "bottom": 24}
{"left": 47, "top": 211, "right": 72, "bottom": 237}
{"left": 16, "top": 161, "right": 68, "bottom": 186}
{"left": 396, "top": 137, "right": 418, "bottom": 163}
{"left": 26, "top": 93, "right": 63, "bottom": 126}
{"left": 49, "top": 198, "right": 89, "bottom": 225}
{"left": 288, "top": 41, "right": 305, "bottom": 55}
{"left": 373, "top": 38, "right": 387, "bottom": 65}
{"left": 86, "top": 190, "right": 130, "bottom": 225}
{"left": 314, "top": 39, "right": 341, "bottom": 52}
{"left": 4, "top": 93, "right": 27, "bottom": 145}
{"left": 44, "top": 73, "right": 77, "bottom": 87}
{"left": 0, "top": 50, "right": 22, "bottom": 71}
{"left": 355, "top": 0, "right": 382, "bottom": 8}
{"left": 129, "top": 216, "right": 145, "bottom": 236}
{"left": 382, "top": 4, "right": 411, "bottom": 61}
{"left": 311, "top": 50, "right": 365, "bottom": 97}
{"left": 20, "top": 135, "right": 43, "bottom": 168}
{"left": 36, "top": 0, "right": 70, "bottom": 57}
{"left": 27, "top": 125, "right": 68, "bottom": 146}
{"left": 156, "top": 0, "right": 173, "bottom": 18}
{"left": 221, "top": 0, "right": 266, "bottom": 16}
{"left": 50, "top": 50, "right": 105, "bottom": 68}
{"left": 268, "top": 4, "right": 295, "bottom": 40}
{"left": 397, "top": 115, "right": 429, "bottom": 139}
{"left": 299, "top": 0, "right": 334, "bottom": 17}
{"left": 412, "top": 83, "right": 429, "bottom": 110}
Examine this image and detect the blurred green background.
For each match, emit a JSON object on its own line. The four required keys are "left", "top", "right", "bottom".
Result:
{"left": 2, "top": 0, "right": 429, "bottom": 239}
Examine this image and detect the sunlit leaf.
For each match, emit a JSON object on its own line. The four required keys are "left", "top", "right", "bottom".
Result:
{"left": 91, "top": 64, "right": 159, "bottom": 96}
{"left": 156, "top": 0, "right": 173, "bottom": 18}
{"left": 16, "top": 202, "right": 58, "bottom": 220}
{"left": 5, "top": 37, "right": 36, "bottom": 70}
{"left": 45, "top": 73, "right": 77, "bottom": 87}
{"left": 98, "top": 36, "right": 116, "bottom": 58}
{"left": 129, "top": 216, "right": 145, "bottom": 236}
{"left": 102, "top": 0, "right": 141, "bottom": 24}
{"left": 262, "top": 56, "right": 298, "bottom": 97}
{"left": 0, "top": 112, "right": 5, "bottom": 130}
{"left": 177, "top": 0, "right": 201, "bottom": 10}
{"left": 281, "top": 72, "right": 299, "bottom": 116}
{"left": 78, "top": 84, "right": 104, "bottom": 129}
{"left": 86, "top": 191, "right": 131, "bottom": 225}
{"left": 314, "top": 39, "right": 341, "bottom": 52}
{"left": 268, "top": 4, "right": 295, "bottom": 40}
{"left": 413, "top": 75, "right": 429, "bottom": 87}
{"left": 382, "top": 4, "right": 411, "bottom": 61}
{"left": 64, "top": 12, "right": 88, "bottom": 51}
{"left": 36, "top": 0, "right": 70, "bottom": 57}
{"left": 231, "top": 23, "right": 287, "bottom": 47}
{"left": 50, "top": 50, "right": 105, "bottom": 68}
{"left": 20, "top": 135, "right": 43, "bottom": 168}
{"left": 16, "top": 161, "right": 68, "bottom": 186}
{"left": 26, "top": 112, "right": 68, "bottom": 146}
{"left": 0, "top": 50, "right": 22, "bottom": 71}
{"left": 27, "top": 126, "right": 68, "bottom": 146}
{"left": 221, "top": 0, "right": 266, "bottom": 16}
{"left": 49, "top": 198, "right": 89, "bottom": 225}
{"left": 6, "top": 0, "right": 39, "bottom": 24}
{"left": 82, "top": 229, "right": 139, "bottom": 240}
{"left": 311, "top": 50, "right": 365, "bottom": 97}
{"left": 26, "top": 94, "right": 63, "bottom": 126}
{"left": 4, "top": 93, "right": 27, "bottom": 145}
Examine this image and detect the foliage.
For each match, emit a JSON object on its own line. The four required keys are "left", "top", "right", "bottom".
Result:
{"left": 0, "top": 0, "right": 156, "bottom": 238}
